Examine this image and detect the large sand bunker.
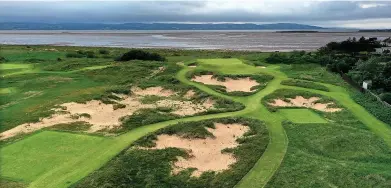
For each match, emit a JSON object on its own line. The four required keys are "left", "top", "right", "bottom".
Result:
{"left": 192, "top": 75, "right": 259, "bottom": 92}
{"left": 0, "top": 88, "right": 215, "bottom": 140}
{"left": 269, "top": 96, "right": 342, "bottom": 112}
{"left": 150, "top": 123, "right": 249, "bottom": 177}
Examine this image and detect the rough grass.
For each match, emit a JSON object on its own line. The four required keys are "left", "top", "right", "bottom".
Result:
{"left": 280, "top": 64, "right": 343, "bottom": 86}
{"left": 278, "top": 109, "right": 328, "bottom": 124}
{"left": 266, "top": 120, "right": 391, "bottom": 187}
{"left": 281, "top": 79, "right": 330, "bottom": 92}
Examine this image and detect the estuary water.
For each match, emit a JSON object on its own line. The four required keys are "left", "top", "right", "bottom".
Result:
{"left": 0, "top": 30, "right": 390, "bottom": 51}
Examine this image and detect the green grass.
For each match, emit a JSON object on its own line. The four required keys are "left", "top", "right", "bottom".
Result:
{"left": 278, "top": 109, "right": 328, "bottom": 124}
{"left": 0, "top": 64, "right": 32, "bottom": 70}
{"left": 196, "top": 58, "right": 266, "bottom": 74}
{"left": 281, "top": 79, "right": 330, "bottom": 92}
{"left": 0, "top": 131, "right": 108, "bottom": 182}
{"left": 1, "top": 47, "right": 390, "bottom": 188}
{"left": 0, "top": 87, "right": 14, "bottom": 94}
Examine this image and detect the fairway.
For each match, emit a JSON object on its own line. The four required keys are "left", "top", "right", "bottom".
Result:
{"left": 197, "top": 58, "right": 266, "bottom": 74}
{"left": 0, "top": 131, "right": 108, "bottom": 182}
{"left": 278, "top": 109, "right": 328, "bottom": 124}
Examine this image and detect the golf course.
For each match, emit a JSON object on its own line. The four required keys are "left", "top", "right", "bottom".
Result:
{"left": 1, "top": 45, "right": 390, "bottom": 188}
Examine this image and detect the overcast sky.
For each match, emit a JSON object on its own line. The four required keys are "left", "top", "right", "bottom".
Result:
{"left": 1, "top": 0, "right": 391, "bottom": 29}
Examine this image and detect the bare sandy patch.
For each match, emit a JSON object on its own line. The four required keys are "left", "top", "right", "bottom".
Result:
{"left": 257, "top": 66, "right": 266, "bottom": 68}
{"left": 0, "top": 87, "right": 216, "bottom": 140}
{"left": 189, "top": 65, "right": 197, "bottom": 68}
{"left": 150, "top": 123, "right": 249, "bottom": 177}
{"left": 184, "top": 90, "right": 196, "bottom": 99}
{"left": 157, "top": 98, "right": 215, "bottom": 116}
{"left": 0, "top": 97, "right": 154, "bottom": 140}
{"left": 269, "top": 96, "right": 342, "bottom": 112}
{"left": 131, "top": 86, "right": 176, "bottom": 97}
{"left": 192, "top": 75, "right": 259, "bottom": 92}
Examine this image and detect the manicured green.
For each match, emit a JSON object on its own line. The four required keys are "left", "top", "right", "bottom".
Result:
{"left": 278, "top": 109, "right": 328, "bottom": 124}
{"left": 0, "top": 131, "right": 107, "bottom": 182}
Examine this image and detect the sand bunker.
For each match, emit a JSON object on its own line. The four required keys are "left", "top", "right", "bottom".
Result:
{"left": 269, "top": 96, "right": 342, "bottom": 112}
{"left": 131, "top": 86, "right": 176, "bottom": 97}
{"left": 192, "top": 75, "right": 259, "bottom": 92}
{"left": 0, "top": 88, "right": 216, "bottom": 140}
{"left": 150, "top": 123, "right": 249, "bottom": 177}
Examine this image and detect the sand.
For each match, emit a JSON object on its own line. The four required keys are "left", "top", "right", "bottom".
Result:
{"left": 269, "top": 96, "right": 342, "bottom": 112}
{"left": 0, "top": 88, "right": 216, "bottom": 140}
{"left": 191, "top": 75, "right": 259, "bottom": 92}
{"left": 131, "top": 86, "right": 176, "bottom": 97}
{"left": 183, "top": 90, "right": 196, "bottom": 99}
{"left": 150, "top": 123, "right": 249, "bottom": 177}
{"left": 157, "top": 98, "right": 215, "bottom": 116}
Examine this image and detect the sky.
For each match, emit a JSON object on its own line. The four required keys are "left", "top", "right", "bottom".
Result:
{"left": 0, "top": 0, "right": 391, "bottom": 29}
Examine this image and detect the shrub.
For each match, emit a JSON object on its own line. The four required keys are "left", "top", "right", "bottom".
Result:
{"left": 113, "top": 103, "right": 126, "bottom": 110}
{"left": 116, "top": 49, "right": 166, "bottom": 62}
{"left": 66, "top": 52, "right": 84, "bottom": 58}
{"left": 98, "top": 49, "right": 110, "bottom": 55}
{"left": 351, "top": 91, "right": 391, "bottom": 125}
{"left": 85, "top": 51, "right": 95, "bottom": 58}
{"left": 380, "top": 93, "right": 391, "bottom": 104}
{"left": 0, "top": 56, "right": 7, "bottom": 62}
{"left": 66, "top": 50, "right": 96, "bottom": 58}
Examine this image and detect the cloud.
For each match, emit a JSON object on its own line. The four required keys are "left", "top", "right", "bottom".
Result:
{"left": 0, "top": 1, "right": 390, "bottom": 28}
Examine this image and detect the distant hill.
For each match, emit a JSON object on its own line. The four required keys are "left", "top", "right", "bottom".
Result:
{"left": 0, "top": 22, "right": 324, "bottom": 30}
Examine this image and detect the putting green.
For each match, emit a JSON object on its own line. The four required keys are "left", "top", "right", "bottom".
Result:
{"left": 278, "top": 109, "right": 328, "bottom": 124}
{"left": 197, "top": 58, "right": 266, "bottom": 74}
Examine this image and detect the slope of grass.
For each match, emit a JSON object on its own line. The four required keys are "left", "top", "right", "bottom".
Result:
{"left": 267, "top": 121, "right": 391, "bottom": 187}
{"left": 281, "top": 79, "right": 330, "bottom": 92}
{"left": 278, "top": 109, "right": 328, "bottom": 124}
